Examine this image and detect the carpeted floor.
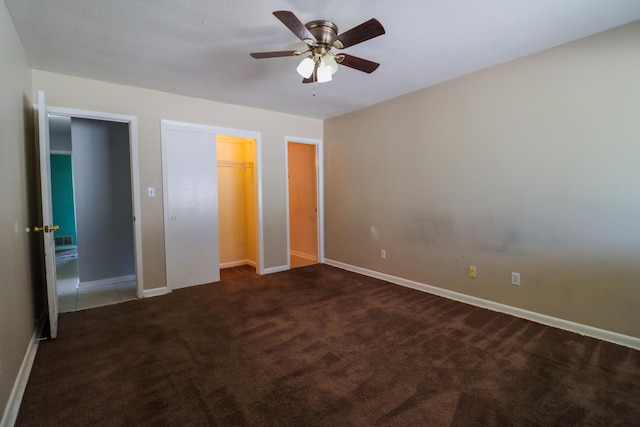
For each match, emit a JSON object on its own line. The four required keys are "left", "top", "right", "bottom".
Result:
{"left": 16, "top": 264, "right": 640, "bottom": 426}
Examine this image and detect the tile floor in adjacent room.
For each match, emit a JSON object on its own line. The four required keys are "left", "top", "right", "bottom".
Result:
{"left": 56, "top": 253, "right": 137, "bottom": 313}
{"left": 56, "top": 252, "right": 314, "bottom": 312}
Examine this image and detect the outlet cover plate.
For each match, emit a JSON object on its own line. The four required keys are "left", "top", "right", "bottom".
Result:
{"left": 469, "top": 266, "right": 477, "bottom": 278}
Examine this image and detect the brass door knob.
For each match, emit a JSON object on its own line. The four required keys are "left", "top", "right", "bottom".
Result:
{"left": 33, "top": 225, "right": 60, "bottom": 233}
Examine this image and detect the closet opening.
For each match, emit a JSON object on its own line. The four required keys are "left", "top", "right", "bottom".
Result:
{"left": 217, "top": 135, "right": 259, "bottom": 272}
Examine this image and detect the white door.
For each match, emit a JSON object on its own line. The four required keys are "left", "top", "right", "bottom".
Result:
{"left": 162, "top": 121, "right": 220, "bottom": 289}
{"left": 37, "top": 90, "right": 59, "bottom": 338}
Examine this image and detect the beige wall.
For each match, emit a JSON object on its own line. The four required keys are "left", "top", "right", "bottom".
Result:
{"left": 324, "top": 22, "right": 640, "bottom": 338}
{"left": 0, "top": 1, "right": 37, "bottom": 419}
{"left": 32, "top": 70, "right": 323, "bottom": 288}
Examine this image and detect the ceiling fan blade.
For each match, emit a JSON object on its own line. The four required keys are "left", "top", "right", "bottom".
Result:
{"left": 334, "top": 18, "right": 385, "bottom": 49}
{"left": 302, "top": 65, "right": 318, "bottom": 83}
{"left": 273, "top": 10, "right": 317, "bottom": 44}
{"left": 338, "top": 54, "right": 380, "bottom": 73}
{"left": 250, "top": 50, "right": 301, "bottom": 59}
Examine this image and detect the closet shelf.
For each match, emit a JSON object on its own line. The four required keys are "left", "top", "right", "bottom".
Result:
{"left": 217, "top": 160, "right": 253, "bottom": 169}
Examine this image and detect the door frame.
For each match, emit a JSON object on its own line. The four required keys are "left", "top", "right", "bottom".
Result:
{"left": 161, "top": 120, "right": 264, "bottom": 276}
{"left": 46, "top": 105, "right": 144, "bottom": 298}
{"left": 211, "top": 125, "right": 264, "bottom": 274}
{"left": 284, "top": 136, "right": 325, "bottom": 268}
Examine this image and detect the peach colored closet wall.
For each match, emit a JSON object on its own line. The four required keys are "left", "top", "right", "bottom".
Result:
{"left": 217, "top": 135, "right": 257, "bottom": 268}
{"left": 288, "top": 142, "right": 318, "bottom": 262}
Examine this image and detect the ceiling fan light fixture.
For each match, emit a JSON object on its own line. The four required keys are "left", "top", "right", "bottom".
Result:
{"left": 251, "top": 11, "right": 385, "bottom": 84}
{"left": 321, "top": 54, "right": 339, "bottom": 75}
{"left": 317, "top": 63, "right": 333, "bottom": 83}
{"left": 296, "top": 57, "right": 315, "bottom": 78}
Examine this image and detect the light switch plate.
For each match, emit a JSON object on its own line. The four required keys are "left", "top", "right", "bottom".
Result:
{"left": 511, "top": 272, "right": 521, "bottom": 286}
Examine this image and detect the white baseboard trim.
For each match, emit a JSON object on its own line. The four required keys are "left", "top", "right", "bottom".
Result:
{"left": 1, "top": 325, "right": 41, "bottom": 427}
{"left": 290, "top": 250, "right": 317, "bottom": 262}
{"left": 263, "top": 265, "right": 289, "bottom": 275}
{"left": 142, "top": 286, "right": 170, "bottom": 298}
{"left": 79, "top": 274, "right": 136, "bottom": 288}
{"left": 220, "top": 259, "right": 256, "bottom": 269}
{"left": 325, "top": 259, "right": 640, "bottom": 351}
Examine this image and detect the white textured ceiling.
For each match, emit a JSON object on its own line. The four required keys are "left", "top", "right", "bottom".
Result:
{"left": 5, "top": 1, "right": 640, "bottom": 119}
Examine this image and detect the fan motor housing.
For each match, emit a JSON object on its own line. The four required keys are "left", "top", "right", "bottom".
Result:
{"left": 305, "top": 20, "right": 338, "bottom": 46}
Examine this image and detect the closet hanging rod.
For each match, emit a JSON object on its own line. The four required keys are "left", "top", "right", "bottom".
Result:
{"left": 217, "top": 160, "right": 253, "bottom": 169}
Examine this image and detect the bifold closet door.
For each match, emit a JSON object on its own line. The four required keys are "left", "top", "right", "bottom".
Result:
{"left": 162, "top": 121, "right": 220, "bottom": 289}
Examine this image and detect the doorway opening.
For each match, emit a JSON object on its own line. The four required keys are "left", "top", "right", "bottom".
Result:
{"left": 47, "top": 109, "right": 143, "bottom": 312}
{"left": 217, "top": 135, "right": 259, "bottom": 271}
{"left": 286, "top": 138, "right": 324, "bottom": 269}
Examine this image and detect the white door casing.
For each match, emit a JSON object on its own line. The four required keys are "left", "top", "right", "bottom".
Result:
{"left": 37, "top": 90, "right": 59, "bottom": 338}
{"left": 162, "top": 120, "right": 220, "bottom": 289}
{"left": 45, "top": 104, "right": 144, "bottom": 300}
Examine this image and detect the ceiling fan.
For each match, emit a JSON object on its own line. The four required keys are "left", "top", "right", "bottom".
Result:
{"left": 250, "top": 11, "right": 385, "bottom": 83}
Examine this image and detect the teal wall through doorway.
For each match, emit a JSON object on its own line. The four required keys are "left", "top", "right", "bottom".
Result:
{"left": 50, "top": 153, "right": 77, "bottom": 246}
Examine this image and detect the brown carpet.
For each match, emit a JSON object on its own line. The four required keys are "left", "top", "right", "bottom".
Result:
{"left": 16, "top": 264, "right": 640, "bottom": 426}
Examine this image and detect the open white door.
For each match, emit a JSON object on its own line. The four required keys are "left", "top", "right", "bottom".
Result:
{"left": 36, "top": 90, "right": 59, "bottom": 338}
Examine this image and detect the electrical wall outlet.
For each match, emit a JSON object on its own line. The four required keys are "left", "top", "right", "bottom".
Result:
{"left": 380, "top": 249, "right": 387, "bottom": 259}
{"left": 511, "top": 272, "right": 521, "bottom": 286}
{"left": 468, "top": 266, "right": 477, "bottom": 278}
